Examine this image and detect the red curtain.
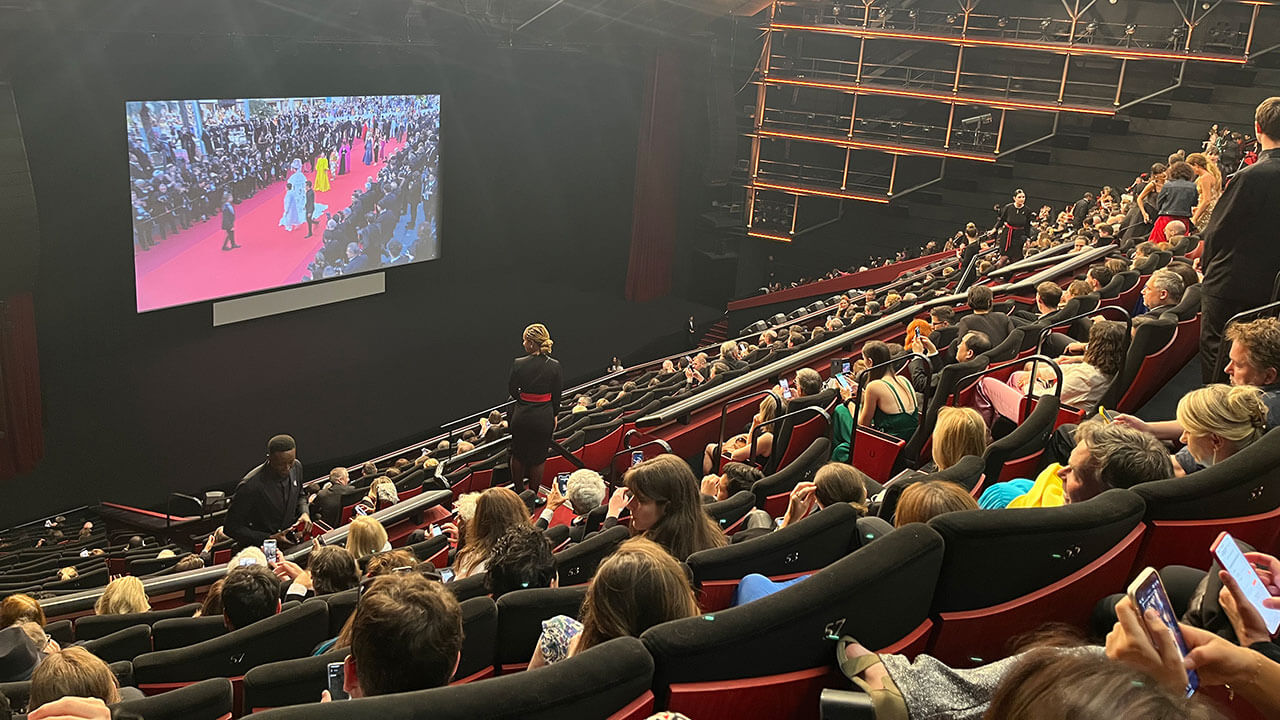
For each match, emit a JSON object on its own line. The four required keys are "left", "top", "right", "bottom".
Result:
{"left": 0, "top": 292, "right": 43, "bottom": 480}
{"left": 624, "top": 50, "right": 683, "bottom": 302}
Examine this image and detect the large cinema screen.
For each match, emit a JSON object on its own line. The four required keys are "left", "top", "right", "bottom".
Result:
{"left": 127, "top": 94, "right": 440, "bottom": 312}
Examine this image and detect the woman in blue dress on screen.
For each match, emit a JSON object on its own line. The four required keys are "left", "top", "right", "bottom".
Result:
{"left": 362, "top": 133, "right": 374, "bottom": 166}
{"left": 279, "top": 159, "right": 307, "bottom": 231}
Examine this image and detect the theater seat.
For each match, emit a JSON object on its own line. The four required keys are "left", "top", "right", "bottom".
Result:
{"left": 453, "top": 596, "right": 499, "bottom": 683}
{"left": 241, "top": 648, "right": 348, "bottom": 713}
{"left": 751, "top": 437, "right": 831, "bottom": 517}
{"left": 249, "top": 636, "right": 655, "bottom": 720}
{"left": 643, "top": 524, "right": 945, "bottom": 720}
{"left": 554, "top": 525, "right": 629, "bottom": 586}
{"left": 1097, "top": 313, "right": 1178, "bottom": 414}
{"left": 704, "top": 491, "right": 756, "bottom": 536}
{"left": 152, "top": 615, "right": 226, "bottom": 650}
{"left": 74, "top": 602, "right": 202, "bottom": 641}
{"left": 80, "top": 623, "right": 152, "bottom": 663}
{"left": 687, "top": 502, "right": 866, "bottom": 611}
{"left": 305, "top": 588, "right": 358, "bottom": 638}
{"left": 978, "top": 395, "right": 1061, "bottom": 494}
{"left": 900, "top": 354, "right": 990, "bottom": 470}
{"left": 1130, "top": 428, "right": 1280, "bottom": 571}
{"left": 114, "top": 677, "right": 234, "bottom": 720}
{"left": 925, "top": 489, "right": 1146, "bottom": 667}
{"left": 445, "top": 572, "right": 490, "bottom": 602}
{"left": 494, "top": 586, "right": 587, "bottom": 673}
{"left": 134, "top": 601, "right": 329, "bottom": 713}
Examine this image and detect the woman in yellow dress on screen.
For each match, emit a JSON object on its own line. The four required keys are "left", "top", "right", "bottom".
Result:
{"left": 313, "top": 151, "right": 331, "bottom": 192}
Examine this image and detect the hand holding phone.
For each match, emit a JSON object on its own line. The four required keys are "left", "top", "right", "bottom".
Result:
{"left": 326, "top": 662, "right": 349, "bottom": 700}
{"left": 262, "top": 538, "right": 278, "bottom": 564}
{"left": 1121, "top": 568, "right": 1199, "bottom": 697}
{"left": 631, "top": 451, "right": 645, "bottom": 466}
{"left": 1212, "top": 532, "right": 1280, "bottom": 635}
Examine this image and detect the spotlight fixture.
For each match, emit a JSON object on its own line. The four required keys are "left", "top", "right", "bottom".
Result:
{"left": 1125, "top": 23, "right": 1136, "bottom": 34}
{"left": 832, "top": 4, "right": 840, "bottom": 15}
{"left": 997, "top": 15, "right": 1008, "bottom": 27}
{"left": 1039, "top": 18, "right": 1051, "bottom": 30}
{"left": 945, "top": 13, "right": 957, "bottom": 24}
{"left": 908, "top": 8, "right": 917, "bottom": 19}
{"left": 877, "top": 6, "right": 888, "bottom": 18}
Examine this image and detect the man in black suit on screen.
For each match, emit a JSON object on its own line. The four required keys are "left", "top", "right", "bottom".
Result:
{"left": 304, "top": 180, "right": 317, "bottom": 238}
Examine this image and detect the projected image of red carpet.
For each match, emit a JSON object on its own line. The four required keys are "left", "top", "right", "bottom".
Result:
{"left": 134, "top": 137, "right": 404, "bottom": 312}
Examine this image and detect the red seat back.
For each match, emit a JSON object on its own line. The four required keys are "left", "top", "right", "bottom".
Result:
{"left": 1116, "top": 331, "right": 1182, "bottom": 413}
{"left": 926, "top": 524, "right": 1145, "bottom": 667}
{"left": 582, "top": 422, "right": 628, "bottom": 470}
{"left": 851, "top": 428, "right": 905, "bottom": 484}
{"left": 607, "top": 691, "right": 656, "bottom": 720}
{"left": 772, "top": 411, "right": 831, "bottom": 471}
{"left": 1135, "top": 505, "right": 1280, "bottom": 571}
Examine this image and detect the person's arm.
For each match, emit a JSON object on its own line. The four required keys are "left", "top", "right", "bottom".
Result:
{"left": 1111, "top": 414, "right": 1184, "bottom": 442}
{"left": 857, "top": 383, "right": 878, "bottom": 427}
{"left": 550, "top": 360, "right": 563, "bottom": 417}
{"left": 293, "top": 464, "right": 310, "bottom": 528}
{"left": 224, "top": 484, "right": 270, "bottom": 548}
{"left": 1136, "top": 182, "right": 1156, "bottom": 222}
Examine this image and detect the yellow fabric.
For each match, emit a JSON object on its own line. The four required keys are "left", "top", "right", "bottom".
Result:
{"left": 314, "top": 156, "right": 331, "bottom": 192}
{"left": 1008, "top": 463, "right": 1066, "bottom": 508}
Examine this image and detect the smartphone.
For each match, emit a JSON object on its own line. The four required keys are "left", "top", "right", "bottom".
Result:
{"left": 1211, "top": 532, "right": 1280, "bottom": 634}
{"left": 739, "top": 342, "right": 749, "bottom": 355}
{"left": 631, "top": 450, "right": 645, "bottom": 466}
{"left": 262, "top": 538, "right": 278, "bottom": 564}
{"left": 439, "top": 567, "right": 455, "bottom": 583}
{"left": 1127, "top": 568, "right": 1199, "bottom": 697}
{"left": 842, "top": 361, "right": 851, "bottom": 374}
{"left": 354, "top": 504, "right": 369, "bottom": 517}
{"left": 835, "top": 373, "right": 851, "bottom": 390}
{"left": 326, "top": 661, "right": 349, "bottom": 700}
{"left": 779, "top": 378, "right": 793, "bottom": 400}
{"left": 1098, "top": 406, "right": 1115, "bottom": 424}
{"left": 238, "top": 557, "right": 257, "bottom": 567}
{"left": 429, "top": 524, "right": 443, "bottom": 537}
{"left": 556, "top": 472, "right": 571, "bottom": 494}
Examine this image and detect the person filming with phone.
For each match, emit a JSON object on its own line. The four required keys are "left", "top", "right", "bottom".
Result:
{"left": 224, "top": 434, "right": 311, "bottom": 549}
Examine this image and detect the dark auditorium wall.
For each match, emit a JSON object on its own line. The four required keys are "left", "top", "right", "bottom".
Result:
{"left": 3, "top": 35, "right": 693, "bottom": 525}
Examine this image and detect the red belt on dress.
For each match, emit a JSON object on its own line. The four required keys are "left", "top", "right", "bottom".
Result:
{"left": 520, "top": 392, "right": 552, "bottom": 402}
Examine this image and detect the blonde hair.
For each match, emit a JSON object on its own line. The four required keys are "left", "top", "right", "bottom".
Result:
{"left": 229, "top": 546, "right": 268, "bottom": 568}
{"left": 1186, "top": 152, "right": 1222, "bottom": 188}
{"left": 94, "top": 576, "right": 151, "bottom": 615}
{"left": 347, "top": 515, "right": 390, "bottom": 559}
{"left": 523, "top": 323, "right": 554, "bottom": 355}
{"left": 931, "top": 407, "right": 988, "bottom": 471}
{"left": 454, "top": 487, "right": 532, "bottom": 577}
{"left": 29, "top": 646, "right": 121, "bottom": 708}
{"left": 895, "top": 480, "right": 978, "bottom": 527}
{"left": 1177, "top": 384, "right": 1268, "bottom": 447}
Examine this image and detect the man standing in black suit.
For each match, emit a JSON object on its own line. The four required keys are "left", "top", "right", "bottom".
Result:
{"left": 220, "top": 192, "right": 239, "bottom": 251}
{"left": 1200, "top": 96, "right": 1280, "bottom": 382}
{"left": 224, "top": 435, "right": 312, "bottom": 548}
{"left": 304, "top": 180, "right": 317, "bottom": 238}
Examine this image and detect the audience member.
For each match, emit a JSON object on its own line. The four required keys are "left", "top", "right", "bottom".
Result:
{"left": 93, "top": 577, "right": 150, "bottom": 616}
{"left": 1013, "top": 320, "right": 1125, "bottom": 410}
{"left": 224, "top": 434, "right": 311, "bottom": 548}
{"left": 0, "top": 594, "right": 45, "bottom": 628}
{"left": 28, "top": 647, "right": 121, "bottom": 709}
{"left": 221, "top": 565, "right": 282, "bottom": 630}
{"left": 700, "top": 462, "right": 764, "bottom": 503}
{"left": 536, "top": 469, "right": 607, "bottom": 542}
{"left": 778, "top": 463, "right": 870, "bottom": 529}
{"left": 930, "top": 406, "right": 988, "bottom": 472}
{"left": 347, "top": 515, "right": 391, "bottom": 560}
{"left": 483, "top": 524, "right": 556, "bottom": 597}
{"left": 893, "top": 481, "right": 978, "bottom": 526}
{"left": 0, "top": 625, "right": 41, "bottom": 682}
{"left": 956, "top": 285, "right": 1014, "bottom": 347}
{"left": 856, "top": 341, "right": 918, "bottom": 441}
{"left": 1171, "top": 384, "right": 1268, "bottom": 474}
{"left": 273, "top": 545, "right": 361, "bottom": 598}
{"left": 605, "top": 454, "right": 728, "bottom": 560}
{"left": 702, "top": 395, "right": 777, "bottom": 472}
{"left": 529, "top": 537, "right": 698, "bottom": 668}
{"left": 331, "top": 573, "right": 462, "bottom": 699}
{"left": 454, "top": 487, "right": 532, "bottom": 578}
{"left": 310, "top": 467, "right": 363, "bottom": 527}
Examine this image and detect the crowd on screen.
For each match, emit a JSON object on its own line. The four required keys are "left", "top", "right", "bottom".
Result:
{"left": 128, "top": 95, "right": 439, "bottom": 254}
{"left": 5, "top": 100, "right": 1280, "bottom": 719}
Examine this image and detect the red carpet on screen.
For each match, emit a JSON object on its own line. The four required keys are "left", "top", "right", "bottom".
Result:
{"left": 134, "top": 137, "right": 404, "bottom": 312}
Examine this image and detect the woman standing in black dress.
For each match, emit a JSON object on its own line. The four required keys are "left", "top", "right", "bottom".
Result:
{"left": 991, "top": 189, "right": 1033, "bottom": 263}
{"left": 508, "top": 323, "right": 563, "bottom": 492}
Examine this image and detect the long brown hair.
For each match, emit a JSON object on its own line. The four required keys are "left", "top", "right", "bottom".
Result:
{"left": 577, "top": 538, "right": 699, "bottom": 652}
{"left": 1083, "top": 320, "right": 1127, "bottom": 377}
{"left": 624, "top": 454, "right": 727, "bottom": 560}
{"left": 454, "top": 487, "right": 531, "bottom": 576}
